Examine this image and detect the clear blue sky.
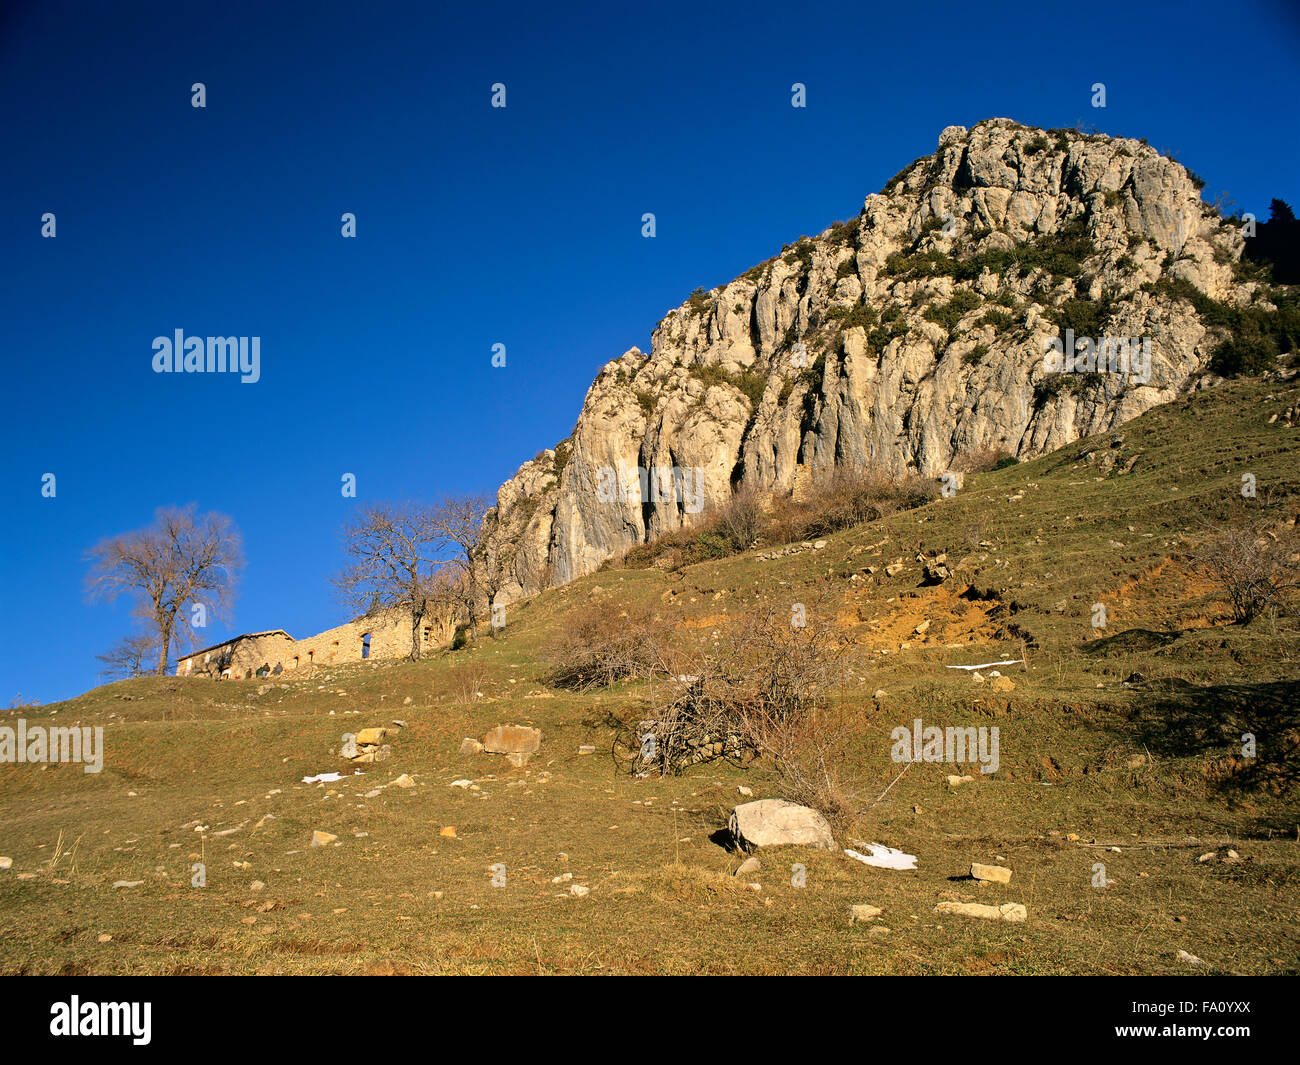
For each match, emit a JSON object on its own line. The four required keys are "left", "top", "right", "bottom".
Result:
{"left": 2, "top": 0, "right": 1297, "bottom": 704}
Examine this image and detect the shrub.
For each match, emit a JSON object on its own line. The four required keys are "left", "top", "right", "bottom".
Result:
{"left": 924, "top": 288, "right": 982, "bottom": 333}
{"left": 714, "top": 489, "right": 764, "bottom": 552}
{"left": 635, "top": 390, "right": 657, "bottom": 416}
{"left": 545, "top": 600, "right": 670, "bottom": 690}
{"left": 963, "top": 342, "right": 989, "bottom": 365}
{"left": 1190, "top": 516, "right": 1298, "bottom": 623}
{"left": 980, "top": 308, "right": 1015, "bottom": 332}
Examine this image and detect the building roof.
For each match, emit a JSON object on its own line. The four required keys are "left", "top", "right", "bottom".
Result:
{"left": 179, "top": 630, "right": 294, "bottom": 662}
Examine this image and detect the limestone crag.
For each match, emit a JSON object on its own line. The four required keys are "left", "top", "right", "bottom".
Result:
{"left": 484, "top": 119, "right": 1270, "bottom": 602}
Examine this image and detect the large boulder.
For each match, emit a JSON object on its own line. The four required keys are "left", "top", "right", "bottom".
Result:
{"left": 728, "top": 799, "right": 835, "bottom": 851}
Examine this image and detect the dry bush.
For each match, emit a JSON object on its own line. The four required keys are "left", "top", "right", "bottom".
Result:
{"left": 713, "top": 488, "right": 765, "bottom": 552}
{"left": 792, "top": 468, "right": 939, "bottom": 541}
{"left": 444, "top": 663, "right": 489, "bottom": 704}
{"left": 1191, "top": 514, "right": 1299, "bottom": 623}
{"left": 545, "top": 598, "right": 674, "bottom": 691}
{"left": 643, "top": 600, "right": 861, "bottom": 833}
{"left": 952, "top": 447, "right": 1015, "bottom": 474}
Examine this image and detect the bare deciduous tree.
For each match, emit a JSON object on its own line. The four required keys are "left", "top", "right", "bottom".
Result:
{"left": 95, "top": 631, "right": 160, "bottom": 680}
{"left": 86, "top": 505, "right": 244, "bottom": 676}
{"left": 335, "top": 502, "right": 460, "bottom": 661}
{"left": 432, "top": 494, "right": 495, "bottom": 636}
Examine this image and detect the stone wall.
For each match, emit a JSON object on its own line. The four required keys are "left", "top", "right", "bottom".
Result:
{"left": 175, "top": 605, "right": 457, "bottom": 679}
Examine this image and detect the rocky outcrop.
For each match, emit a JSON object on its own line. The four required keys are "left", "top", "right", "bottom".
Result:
{"left": 483, "top": 118, "right": 1270, "bottom": 602}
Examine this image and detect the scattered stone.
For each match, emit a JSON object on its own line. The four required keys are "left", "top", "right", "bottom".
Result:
{"left": 970, "top": 862, "right": 1013, "bottom": 884}
{"left": 813, "top": 540, "right": 827, "bottom": 550}
{"left": 449, "top": 779, "right": 473, "bottom": 789}
{"left": 737, "top": 785, "right": 754, "bottom": 797}
{"left": 1177, "top": 949, "right": 1205, "bottom": 966}
{"left": 439, "top": 826, "right": 457, "bottom": 838}
{"left": 849, "top": 904, "right": 883, "bottom": 924}
{"left": 935, "top": 901, "right": 1027, "bottom": 923}
{"left": 947, "top": 774, "right": 975, "bottom": 787}
{"left": 112, "top": 880, "right": 143, "bottom": 889}
{"left": 913, "top": 619, "right": 930, "bottom": 635}
{"left": 873, "top": 689, "right": 887, "bottom": 701}
{"left": 364, "top": 789, "right": 382, "bottom": 798}
{"left": 355, "top": 727, "right": 387, "bottom": 745}
{"left": 551, "top": 872, "right": 573, "bottom": 883}
{"left": 0, "top": 857, "right": 11, "bottom": 870}
{"left": 885, "top": 559, "right": 904, "bottom": 577}
{"left": 1197, "top": 852, "right": 1216, "bottom": 863}
{"left": 728, "top": 799, "right": 836, "bottom": 851}
{"left": 390, "top": 774, "right": 415, "bottom": 788}
{"left": 459, "top": 738, "right": 484, "bottom": 755}
{"left": 578, "top": 745, "right": 597, "bottom": 755}
{"left": 311, "top": 831, "right": 338, "bottom": 847}
{"left": 483, "top": 725, "right": 542, "bottom": 755}
{"left": 735, "top": 856, "right": 761, "bottom": 876}
{"left": 340, "top": 734, "right": 359, "bottom": 760}
{"left": 1066, "top": 833, "right": 1081, "bottom": 842}
{"left": 569, "top": 884, "right": 590, "bottom": 898}
{"left": 250, "top": 880, "right": 265, "bottom": 892}
{"left": 990, "top": 676, "right": 1015, "bottom": 692}
{"left": 392, "top": 719, "right": 408, "bottom": 728}
{"left": 506, "top": 751, "right": 531, "bottom": 768}
{"left": 97, "top": 933, "right": 113, "bottom": 943}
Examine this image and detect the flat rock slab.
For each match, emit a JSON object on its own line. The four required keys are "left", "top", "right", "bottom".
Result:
{"left": 935, "top": 901, "right": 1027, "bottom": 922}
{"left": 970, "top": 862, "right": 1013, "bottom": 884}
{"left": 728, "top": 799, "right": 835, "bottom": 851}
{"left": 484, "top": 725, "right": 542, "bottom": 755}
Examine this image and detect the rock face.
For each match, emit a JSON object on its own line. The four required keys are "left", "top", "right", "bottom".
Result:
{"left": 729, "top": 799, "right": 836, "bottom": 850}
{"left": 483, "top": 118, "right": 1266, "bottom": 602}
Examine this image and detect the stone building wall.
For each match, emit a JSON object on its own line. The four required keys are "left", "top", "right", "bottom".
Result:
{"left": 176, "top": 605, "right": 457, "bottom": 679}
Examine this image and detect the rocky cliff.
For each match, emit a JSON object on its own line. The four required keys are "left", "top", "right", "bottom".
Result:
{"left": 483, "top": 118, "right": 1270, "bottom": 604}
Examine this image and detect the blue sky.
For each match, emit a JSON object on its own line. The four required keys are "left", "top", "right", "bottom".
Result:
{"left": 2, "top": 0, "right": 1298, "bottom": 704}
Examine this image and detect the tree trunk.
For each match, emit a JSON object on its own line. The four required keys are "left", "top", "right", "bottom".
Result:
{"left": 409, "top": 606, "right": 423, "bottom": 662}
{"left": 157, "top": 617, "right": 172, "bottom": 676}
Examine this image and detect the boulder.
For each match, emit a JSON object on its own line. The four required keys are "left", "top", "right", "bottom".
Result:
{"left": 356, "top": 727, "right": 387, "bottom": 745}
{"left": 728, "top": 799, "right": 835, "bottom": 851}
{"left": 483, "top": 725, "right": 542, "bottom": 755}
{"left": 459, "top": 737, "right": 484, "bottom": 755}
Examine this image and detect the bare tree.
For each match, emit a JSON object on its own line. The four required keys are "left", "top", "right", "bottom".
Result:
{"left": 335, "top": 502, "right": 461, "bottom": 661}
{"left": 96, "top": 631, "right": 160, "bottom": 680}
{"left": 86, "top": 505, "right": 244, "bottom": 675}
{"left": 432, "top": 494, "right": 495, "bottom": 636}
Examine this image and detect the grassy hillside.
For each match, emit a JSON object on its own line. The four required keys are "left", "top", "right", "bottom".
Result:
{"left": 2, "top": 377, "right": 1298, "bottom": 974}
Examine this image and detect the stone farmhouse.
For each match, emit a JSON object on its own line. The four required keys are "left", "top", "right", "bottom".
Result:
{"left": 176, "top": 606, "right": 455, "bottom": 679}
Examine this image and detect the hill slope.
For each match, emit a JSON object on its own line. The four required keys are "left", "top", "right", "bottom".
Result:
{"left": 2, "top": 377, "right": 1297, "bottom": 974}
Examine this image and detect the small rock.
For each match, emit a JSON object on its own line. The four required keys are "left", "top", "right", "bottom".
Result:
{"left": 1066, "top": 833, "right": 1081, "bottom": 842}
{"left": 449, "top": 779, "right": 473, "bottom": 789}
{"left": 483, "top": 724, "right": 542, "bottom": 755}
{"left": 935, "top": 901, "right": 1027, "bottom": 922}
{"left": 913, "top": 619, "right": 930, "bottom": 635}
{"left": 97, "top": 933, "right": 113, "bottom": 943}
{"left": 970, "top": 863, "right": 1013, "bottom": 884}
{"left": 849, "top": 904, "right": 883, "bottom": 924}
{"left": 311, "top": 831, "right": 338, "bottom": 847}
{"left": 578, "top": 745, "right": 597, "bottom": 755}
{"left": 569, "top": 884, "right": 590, "bottom": 897}
{"left": 439, "top": 826, "right": 457, "bottom": 838}
{"left": 506, "top": 751, "right": 531, "bottom": 768}
{"left": 737, "top": 785, "right": 754, "bottom": 797}
{"left": 250, "top": 880, "right": 265, "bottom": 892}
{"left": 813, "top": 540, "right": 827, "bottom": 550}
{"left": 1177, "top": 949, "right": 1205, "bottom": 966}
{"left": 1197, "top": 852, "right": 1216, "bottom": 863}
{"left": 0, "top": 857, "right": 12, "bottom": 870}
{"left": 551, "top": 872, "right": 573, "bottom": 883}
{"left": 735, "top": 856, "right": 761, "bottom": 876}
{"left": 947, "top": 774, "right": 975, "bottom": 787}
{"left": 355, "top": 727, "right": 387, "bottom": 745}
{"left": 990, "top": 676, "right": 1015, "bottom": 692}
{"left": 390, "top": 774, "right": 416, "bottom": 788}
{"left": 112, "top": 880, "right": 144, "bottom": 889}
{"left": 459, "top": 738, "right": 483, "bottom": 755}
